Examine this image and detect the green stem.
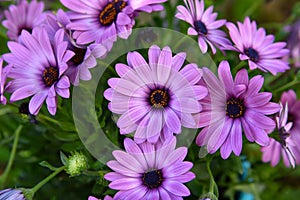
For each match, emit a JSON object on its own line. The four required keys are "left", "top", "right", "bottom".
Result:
{"left": 6, "top": 102, "right": 19, "bottom": 109}
{"left": 233, "top": 61, "right": 247, "bottom": 75}
{"left": 0, "top": 125, "right": 23, "bottom": 188}
{"left": 242, "top": 0, "right": 261, "bottom": 18}
{"left": 250, "top": 183, "right": 261, "bottom": 200}
{"left": 82, "top": 170, "right": 109, "bottom": 177}
{"left": 166, "top": 1, "right": 175, "bottom": 29}
{"left": 31, "top": 166, "right": 65, "bottom": 195}
{"left": 273, "top": 80, "right": 300, "bottom": 93}
{"left": 37, "top": 114, "right": 60, "bottom": 125}
{"left": 206, "top": 158, "right": 218, "bottom": 197}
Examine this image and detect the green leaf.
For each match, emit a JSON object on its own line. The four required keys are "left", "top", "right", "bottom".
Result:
{"left": 60, "top": 151, "right": 68, "bottom": 166}
{"left": 53, "top": 131, "right": 79, "bottom": 142}
{"left": 0, "top": 107, "right": 13, "bottom": 116}
{"left": 58, "top": 121, "right": 77, "bottom": 132}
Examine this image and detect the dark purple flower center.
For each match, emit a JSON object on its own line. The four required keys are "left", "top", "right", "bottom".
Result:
{"left": 17, "top": 26, "right": 32, "bottom": 36}
{"left": 194, "top": 20, "right": 208, "bottom": 35}
{"left": 288, "top": 113, "right": 295, "bottom": 124}
{"left": 226, "top": 98, "right": 245, "bottom": 118}
{"left": 42, "top": 67, "right": 59, "bottom": 87}
{"left": 19, "top": 102, "right": 30, "bottom": 115}
{"left": 149, "top": 89, "right": 169, "bottom": 108}
{"left": 287, "top": 112, "right": 296, "bottom": 130}
{"left": 70, "top": 47, "right": 87, "bottom": 66}
{"left": 19, "top": 102, "right": 37, "bottom": 123}
{"left": 279, "top": 132, "right": 290, "bottom": 146}
{"left": 142, "top": 170, "right": 163, "bottom": 189}
{"left": 99, "top": 0, "right": 127, "bottom": 26}
{"left": 244, "top": 48, "right": 259, "bottom": 62}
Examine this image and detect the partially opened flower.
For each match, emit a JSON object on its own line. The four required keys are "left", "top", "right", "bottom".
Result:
{"left": 262, "top": 89, "right": 300, "bottom": 167}
{"left": 176, "top": 0, "right": 231, "bottom": 54}
{"left": 3, "top": 28, "right": 74, "bottom": 115}
{"left": 226, "top": 17, "right": 290, "bottom": 75}
{"left": 0, "top": 189, "right": 26, "bottom": 200}
{"left": 2, "top": 0, "right": 47, "bottom": 41}
{"left": 60, "top": 0, "right": 167, "bottom": 50}
{"left": 46, "top": 9, "right": 107, "bottom": 86}
{"left": 280, "top": 90, "right": 300, "bottom": 137}
{"left": 196, "top": 61, "right": 280, "bottom": 159}
{"left": 104, "top": 137, "right": 195, "bottom": 199}
{"left": 0, "top": 58, "right": 12, "bottom": 105}
{"left": 261, "top": 102, "right": 298, "bottom": 168}
{"left": 104, "top": 45, "right": 208, "bottom": 143}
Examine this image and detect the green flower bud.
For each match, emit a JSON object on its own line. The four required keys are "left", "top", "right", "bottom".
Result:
{"left": 65, "top": 152, "right": 89, "bottom": 176}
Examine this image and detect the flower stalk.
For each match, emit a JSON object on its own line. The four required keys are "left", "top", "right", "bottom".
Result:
{"left": 30, "top": 166, "right": 66, "bottom": 195}
{"left": 0, "top": 125, "right": 23, "bottom": 188}
{"left": 274, "top": 79, "right": 300, "bottom": 93}
{"left": 206, "top": 158, "right": 218, "bottom": 198}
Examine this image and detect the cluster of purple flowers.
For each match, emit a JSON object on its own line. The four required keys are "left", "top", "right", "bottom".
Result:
{"left": 0, "top": 0, "right": 167, "bottom": 115}
{"left": 0, "top": 0, "right": 300, "bottom": 199}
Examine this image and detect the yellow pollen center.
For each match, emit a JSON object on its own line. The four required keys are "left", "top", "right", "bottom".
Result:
{"left": 226, "top": 97, "right": 245, "bottom": 118}
{"left": 149, "top": 89, "right": 169, "bottom": 108}
{"left": 42, "top": 67, "right": 59, "bottom": 87}
{"left": 99, "top": 0, "right": 127, "bottom": 26}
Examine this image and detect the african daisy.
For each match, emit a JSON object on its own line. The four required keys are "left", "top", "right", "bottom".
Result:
{"left": 226, "top": 17, "right": 290, "bottom": 75}
{"left": 2, "top": 0, "right": 47, "bottom": 41}
{"left": 104, "top": 45, "right": 208, "bottom": 143}
{"left": 3, "top": 28, "right": 74, "bottom": 115}
{"left": 104, "top": 137, "right": 195, "bottom": 200}
{"left": 176, "top": 0, "right": 231, "bottom": 54}
{"left": 196, "top": 61, "right": 280, "bottom": 159}
{"left": 60, "top": 0, "right": 167, "bottom": 51}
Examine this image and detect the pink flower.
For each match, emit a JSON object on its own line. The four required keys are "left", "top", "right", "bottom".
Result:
{"left": 3, "top": 28, "right": 74, "bottom": 115}
{"left": 176, "top": 0, "right": 231, "bottom": 54}
{"left": 0, "top": 58, "right": 11, "bottom": 105}
{"left": 104, "top": 45, "right": 208, "bottom": 143}
{"left": 104, "top": 137, "right": 195, "bottom": 199}
{"left": 196, "top": 61, "right": 280, "bottom": 159}
{"left": 46, "top": 9, "right": 107, "bottom": 86}
{"left": 60, "top": 0, "right": 167, "bottom": 51}
{"left": 262, "top": 90, "right": 300, "bottom": 167}
{"left": 261, "top": 102, "right": 297, "bottom": 168}
{"left": 2, "top": 0, "right": 47, "bottom": 41}
{"left": 226, "top": 17, "right": 290, "bottom": 75}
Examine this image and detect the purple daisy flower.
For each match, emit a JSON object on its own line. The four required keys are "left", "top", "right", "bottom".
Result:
{"left": 261, "top": 102, "right": 298, "bottom": 168}
{"left": 226, "top": 17, "right": 290, "bottom": 75}
{"left": 2, "top": 0, "right": 47, "bottom": 41}
{"left": 3, "top": 27, "right": 74, "bottom": 115}
{"left": 46, "top": 9, "right": 107, "bottom": 86}
{"left": 196, "top": 61, "right": 280, "bottom": 159}
{"left": 0, "top": 188, "right": 26, "bottom": 200}
{"left": 104, "top": 137, "right": 195, "bottom": 200}
{"left": 285, "top": 20, "right": 300, "bottom": 68}
{"left": 280, "top": 90, "right": 300, "bottom": 137}
{"left": 60, "top": 0, "right": 167, "bottom": 50}
{"left": 0, "top": 58, "right": 12, "bottom": 105}
{"left": 262, "top": 89, "right": 300, "bottom": 167}
{"left": 104, "top": 45, "right": 208, "bottom": 144}
{"left": 175, "top": 0, "right": 231, "bottom": 54}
